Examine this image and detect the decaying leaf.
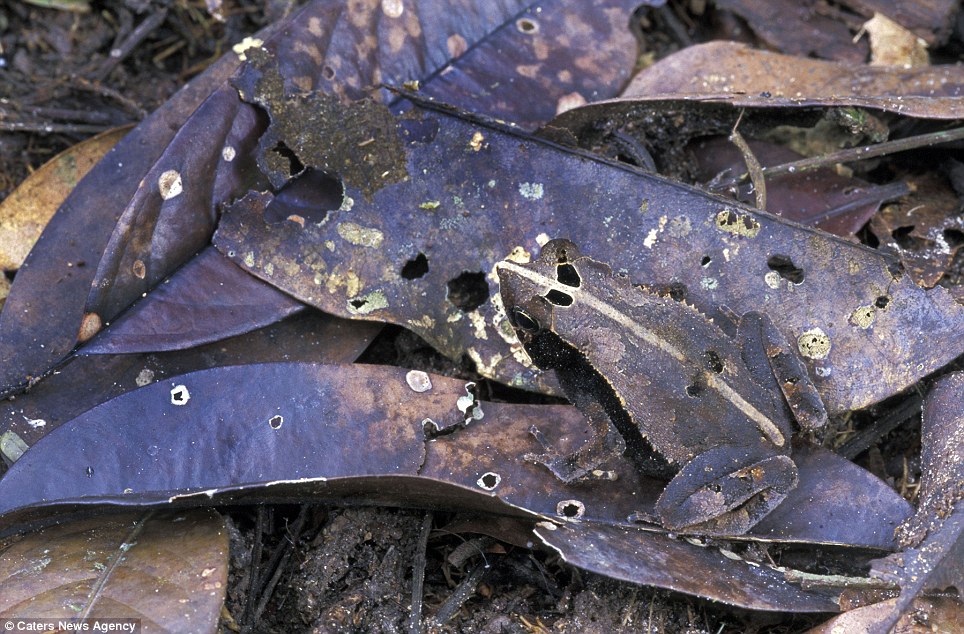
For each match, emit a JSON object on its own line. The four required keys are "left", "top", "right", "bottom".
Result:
{"left": 534, "top": 522, "right": 842, "bottom": 612}
{"left": 0, "top": 509, "right": 227, "bottom": 631}
{"left": 80, "top": 247, "right": 305, "bottom": 355}
{"left": 868, "top": 372, "right": 964, "bottom": 630}
{"left": 0, "top": 361, "right": 915, "bottom": 609}
{"left": 0, "top": 311, "right": 379, "bottom": 446}
{"left": 0, "top": 0, "right": 646, "bottom": 396}
{"left": 213, "top": 73, "right": 964, "bottom": 412}
{"left": 863, "top": 12, "right": 929, "bottom": 67}
{"left": 805, "top": 596, "right": 964, "bottom": 634}
{"left": 869, "top": 173, "right": 964, "bottom": 288}
{"left": 0, "top": 126, "right": 130, "bottom": 272}
{"left": 618, "top": 41, "right": 964, "bottom": 119}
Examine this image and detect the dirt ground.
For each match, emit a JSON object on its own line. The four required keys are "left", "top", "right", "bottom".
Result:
{"left": 0, "top": 2, "right": 953, "bottom": 632}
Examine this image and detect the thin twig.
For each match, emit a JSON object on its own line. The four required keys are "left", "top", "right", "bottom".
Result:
{"left": 716, "top": 125, "right": 964, "bottom": 191}
{"left": 91, "top": 8, "right": 170, "bottom": 82}
{"left": 430, "top": 560, "right": 489, "bottom": 626}
{"left": 728, "top": 110, "right": 766, "bottom": 210}
{"left": 248, "top": 507, "right": 309, "bottom": 631}
{"left": 838, "top": 392, "right": 923, "bottom": 460}
{"left": 407, "top": 512, "right": 434, "bottom": 634}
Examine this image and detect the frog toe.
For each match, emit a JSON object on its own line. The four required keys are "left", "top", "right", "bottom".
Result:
{"left": 656, "top": 449, "right": 798, "bottom": 535}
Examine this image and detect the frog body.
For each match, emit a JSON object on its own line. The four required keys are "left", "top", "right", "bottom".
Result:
{"left": 496, "top": 239, "right": 827, "bottom": 535}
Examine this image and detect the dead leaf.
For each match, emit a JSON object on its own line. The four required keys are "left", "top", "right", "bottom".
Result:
{"left": 212, "top": 82, "right": 964, "bottom": 413}
{"left": 863, "top": 13, "right": 930, "bottom": 67}
{"left": 0, "top": 509, "right": 227, "bottom": 632}
{"left": 0, "top": 311, "right": 379, "bottom": 446}
{"left": 806, "top": 596, "right": 964, "bottom": 634}
{"left": 0, "top": 125, "right": 130, "bottom": 271}
{"left": 0, "top": 0, "right": 645, "bottom": 396}
{"left": 868, "top": 372, "right": 964, "bottom": 630}
{"left": 617, "top": 41, "right": 964, "bottom": 119}
{"left": 80, "top": 247, "right": 306, "bottom": 355}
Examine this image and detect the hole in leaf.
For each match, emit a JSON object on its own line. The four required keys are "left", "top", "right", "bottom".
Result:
{"left": 270, "top": 141, "right": 305, "bottom": 178}
{"left": 555, "top": 263, "right": 581, "bottom": 287}
{"left": 350, "top": 298, "right": 368, "bottom": 310}
{"left": 268, "top": 415, "right": 283, "bottom": 430}
{"left": 516, "top": 17, "right": 539, "bottom": 33}
{"left": 700, "top": 255, "right": 712, "bottom": 267}
{"left": 875, "top": 295, "right": 890, "bottom": 309}
{"left": 446, "top": 271, "right": 489, "bottom": 312}
{"left": 322, "top": 65, "right": 335, "bottom": 80}
{"left": 766, "top": 255, "right": 805, "bottom": 284}
{"left": 943, "top": 228, "right": 964, "bottom": 248}
{"left": 665, "top": 283, "right": 688, "bottom": 302}
{"left": 557, "top": 500, "right": 584, "bottom": 518}
{"left": 545, "top": 289, "right": 573, "bottom": 306}
{"left": 891, "top": 225, "right": 916, "bottom": 249}
{"left": 401, "top": 253, "right": 429, "bottom": 279}
{"left": 264, "top": 168, "right": 343, "bottom": 225}
{"left": 685, "top": 382, "right": 703, "bottom": 398}
{"left": 478, "top": 472, "right": 501, "bottom": 490}
{"left": 704, "top": 350, "right": 724, "bottom": 374}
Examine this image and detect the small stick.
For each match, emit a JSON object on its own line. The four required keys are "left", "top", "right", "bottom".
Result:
{"left": 406, "top": 512, "right": 434, "bottom": 634}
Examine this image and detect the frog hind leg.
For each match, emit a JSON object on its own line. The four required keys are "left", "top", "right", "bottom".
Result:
{"left": 655, "top": 447, "right": 798, "bottom": 535}
{"left": 526, "top": 401, "right": 626, "bottom": 482}
{"left": 739, "top": 311, "right": 828, "bottom": 432}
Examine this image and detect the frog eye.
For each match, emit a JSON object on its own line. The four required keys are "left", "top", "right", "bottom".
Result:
{"left": 510, "top": 308, "right": 541, "bottom": 333}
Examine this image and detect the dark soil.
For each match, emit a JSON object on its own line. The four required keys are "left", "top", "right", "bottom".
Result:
{"left": 1, "top": 2, "right": 954, "bottom": 633}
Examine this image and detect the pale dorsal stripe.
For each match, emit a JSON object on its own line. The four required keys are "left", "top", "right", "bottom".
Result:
{"left": 498, "top": 261, "right": 786, "bottom": 447}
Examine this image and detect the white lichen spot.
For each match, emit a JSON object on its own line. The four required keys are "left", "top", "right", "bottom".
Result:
{"left": 487, "top": 179, "right": 496, "bottom": 188}
{"left": 700, "top": 277, "right": 719, "bottom": 291}
{"left": 24, "top": 416, "right": 46, "bottom": 429}
{"left": 339, "top": 196, "right": 354, "bottom": 212}
{"left": 337, "top": 222, "right": 384, "bottom": 248}
{"left": 158, "top": 170, "right": 183, "bottom": 200}
{"left": 136, "top": 368, "right": 155, "bottom": 387}
{"left": 1, "top": 430, "right": 29, "bottom": 463}
{"left": 381, "top": 0, "right": 404, "bottom": 18}
{"left": 466, "top": 348, "right": 503, "bottom": 378}
{"left": 764, "top": 271, "right": 782, "bottom": 289}
{"left": 723, "top": 248, "right": 731, "bottom": 262}
{"left": 555, "top": 91, "right": 586, "bottom": 115}
{"left": 667, "top": 215, "right": 691, "bottom": 238}
{"left": 170, "top": 384, "right": 191, "bottom": 406}
{"left": 468, "top": 311, "right": 488, "bottom": 340}
{"left": 815, "top": 365, "right": 832, "bottom": 378}
{"left": 797, "top": 328, "right": 831, "bottom": 360}
{"left": 232, "top": 36, "right": 264, "bottom": 61}
{"left": 850, "top": 305, "right": 876, "bottom": 329}
{"left": 456, "top": 382, "right": 484, "bottom": 422}
{"left": 643, "top": 215, "right": 668, "bottom": 248}
{"left": 407, "top": 315, "right": 436, "bottom": 330}
{"left": 535, "top": 233, "right": 550, "bottom": 247}
{"left": 505, "top": 246, "right": 531, "bottom": 264}
{"left": 325, "top": 240, "right": 336, "bottom": 252}
{"left": 476, "top": 472, "right": 501, "bottom": 490}
{"left": 346, "top": 290, "right": 388, "bottom": 315}
{"left": 222, "top": 145, "right": 236, "bottom": 162}
{"left": 715, "top": 208, "right": 761, "bottom": 238}
{"left": 518, "top": 182, "right": 544, "bottom": 201}
{"left": 264, "top": 262, "right": 274, "bottom": 276}
{"left": 243, "top": 252, "right": 255, "bottom": 267}
{"left": 469, "top": 131, "right": 485, "bottom": 152}
{"left": 447, "top": 312, "right": 464, "bottom": 323}
{"left": 405, "top": 370, "right": 433, "bottom": 393}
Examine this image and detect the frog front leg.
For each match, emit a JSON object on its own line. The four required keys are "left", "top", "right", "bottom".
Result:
{"left": 655, "top": 445, "right": 798, "bottom": 535}
{"left": 527, "top": 399, "right": 626, "bottom": 482}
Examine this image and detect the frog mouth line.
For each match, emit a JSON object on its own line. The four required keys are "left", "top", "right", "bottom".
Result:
{"left": 496, "top": 260, "right": 787, "bottom": 448}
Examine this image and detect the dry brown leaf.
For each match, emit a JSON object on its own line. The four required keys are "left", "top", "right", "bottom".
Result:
{"left": 863, "top": 13, "right": 930, "bottom": 67}
{"left": 0, "top": 509, "right": 228, "bottom": 631}
{"left": 0, "top": 126, "right": 130, "bottom": 271}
